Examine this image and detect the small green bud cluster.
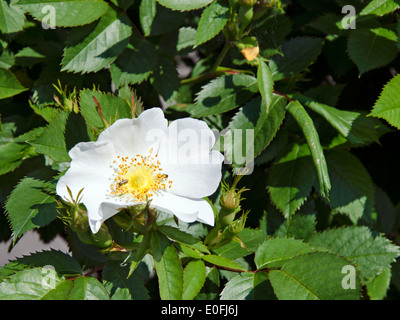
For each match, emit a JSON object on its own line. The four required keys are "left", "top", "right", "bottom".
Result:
{"left": 113, "top": 202, "right": 157, "bottom": 234}
{"left": 218, "top": 177, "right": 248, "bottom": 228}
{"left": 52, "top": 80, "right": 79, "bottom": 113}
{"left": 57, "top": 186, "right": 113, "bottom": 249}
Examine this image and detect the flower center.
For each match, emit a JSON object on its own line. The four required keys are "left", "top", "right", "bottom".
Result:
{"left": 110, "top": 149, "right": 172, "bottom": 202}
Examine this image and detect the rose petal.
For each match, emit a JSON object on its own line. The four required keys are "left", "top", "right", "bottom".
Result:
{"left": 56, "top": 140, "right": 132, "bottom": 233}
{"left": 157, "top": 117, "right": 224, "bottom": 199}
{"left": 56, "top": 140, "right": 115, "bottom": 204}
{"left": 97, "top": 107, "right": 168, "bottom": 157}
{"left": 151, "top": 191, "right": 215, "bottom": 226}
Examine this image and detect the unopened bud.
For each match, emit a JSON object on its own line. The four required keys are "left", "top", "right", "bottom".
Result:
{"left": 113, "top": 210, "right": 133, "bottom": 230}
{"left": 76, "top": 224, "right": 112, "bottom": 249}
{"left": 241, "top": 0, "right": 257, "bottom": 6}
{"left": 228, "top": 211, "right": 249, "bottom": 234}
{"left": 71, "top": 205, "right": 89, "bottom": 233}
{"left": 219, "top": 180, "right": 248, "bottom": 227}
{"left": 91, "top": 224, "right": 113, "bottom": 248}
{"left": 221, "top": 188, "right": 241, "bottom": 211}
{"left": 239, "top": 5, "right": 254, "bottom": 27}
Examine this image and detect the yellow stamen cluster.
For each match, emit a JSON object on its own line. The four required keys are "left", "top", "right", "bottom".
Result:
{"left": 110, "top": 149, "right": 172, "bottom": 202}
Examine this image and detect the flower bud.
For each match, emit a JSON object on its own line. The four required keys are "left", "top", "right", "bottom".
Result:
{"left": 113, "top": 209, "right": 134, "bottom": 230}
{"left": 219, "top": 180, "right": 248, "bottom": 227}
{"left": 52, "top": 80, "right": 79, "bottom": 113}
{"left": 71, "top": 205, "right": 89, "bottom": 232}
{"left": 228, "top": 211, "right": 249, "bottom": 234}
{"left": 260, "top": 0, "right": 281, "bottom": 8}
{"left": 241, "top": 0, "right": 257, "bottom": 7}
{"left": 239, "top": 5, "right": 254, "bottom": 25}
{"left": 76, "top": 224, "right": 113, "bottom": 248}
{"left": 77, "top": 231, "right": 97, "bottom": 246}
{"left": 221, "top": 188, "right": 241, "bottom": 211}
{"left": 91, "top": 224, "right": 113, "bottom": 248}
{"left": 125, "top": 202, "right": 157, "bottom": 234}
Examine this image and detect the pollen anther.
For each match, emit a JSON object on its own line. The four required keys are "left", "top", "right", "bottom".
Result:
{"left": 110, "top": 150, "right": 172, "bottom": 202}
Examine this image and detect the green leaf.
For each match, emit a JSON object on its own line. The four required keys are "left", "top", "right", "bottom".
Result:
{"left": 16, "top": 0, "right": 109, "bottom": 27}
{"left": 15, "top": 47, "right": 47, "bottom": 67}
{"left": 158, "top": 26, "right": 197, "bottom": 55}
{"left": 110, "top": 0, "right": 134, "bottom": 9}
{"left": 0, "top": 125, "right": 44, "bottom": 175}
{"left": 158, "top": 225, "right": 209, "bottom": 253}
{"left": 0, "top": 0, "right": 25, "bottom": 34}
{"left": 128, "top": 232, "right": 151, "bottom": 277}
{"left": 156, "top": 0, "right": 214, "bottom": 11}
{"left": 254, "top": 13, "right": 292, "bottom": 59}
{"left": 347, "top": 27, "right": 398, "bottom": 76}
{"left": 286, "top": 100, "right": 331, "bottom": 199}
{"left": 269, "top": 252, "right": 361, "bottom": 300}
{"left": 191, "top": 74, "right": 259, "bottom": 118}
{"left": 0, "top": 68, "right": 27, "bottom": 99}
{"left": 65, "top": 229, "right": 107, "bottom": 271}
{"left": 212, "top": 228, "right": 267, "bottom": 260}
{"left": 0, "top": 141, "right": 33, "bottom": 176}
{"left": 366, "top": 268, "right": 391, "bottom": 300}
{"left": 61, "top": 7, "right": 132, "bottom": 74}
{"left": 152, "top": 55, "right": 180, "bottom": 101}
{"left": 195, "top": 267, "right": 220, "bottom": 300}
{"left": 150, "top": 231, "right": 183, "bottom": 300}
{"left": 102, "top": 261, "right": 148, "bottom": 300}
{"left": 220, "top": 272, "right": 273, "bottom": 300}
{"left": 254, "top": 238, "right": 315, "bottom": 269}
{"left": 5, "top": 177, "right": 58, "bottom": 242}
{"left": 267, "top": 143, "right": 317, "bottom": 219}
{"left": 40, "top": 281, "right": 75, "bottom": 300}
{"left": 139, "top": 0, "right": 157, "bottom": 36}
{"left": 307, "top": 13, "right": 342, "bottom": 35}
{"left": 29, "top": 110, "right": 70, "bottom": 162}
{"left": 324, "top": 149, "right": 374, "bottom": 223}
{"left": 294, "top": 94, "right": 388, "bottom": 145}
{"left": 201, "top": 255, "right": 246, "bottom": 271}
{"left": 360, "top": 0, "right": 400, "bottom": 16}
{"left": 45, "top": 276, "right": 110, "bottom": 300}
{"left": 79, "top": 89, "right": 132, "bottom": 131}
{"left": 0, "top": 267, "right": 64, "bottom": 300}
{"left": 369, "top": 74, "right": 400, "bottom": 129}
{"left": 309, "top": 226, "right": 400, "bottom": 283}
{"left": 274, "top": 214, "right": 317, "bottom": 241}
{"left": 269, "top": 37, "right": 324, "bottom": 81}
{"left": 182, "top": 260, "right": 206, "bottom": 300}
{"left": 196, "top": 0, "right": 229, "bottom": 45}
{"left": 0, "top": 49, "right": 14, "bottom": 69}
{"left": 225, "top": 95, "right": 286, "bottom": 166}
{"left": 148, "top": 4, "right": 185, "bottom": 36}
{"left": 5, "top": 250, "right": 81, "bottom": 277}
{"left": 110, "top": 35, "right": 158, "bottom": 87}
{"left": 257, "top": 58, "right": 274, "bottom": 113}
{"left": 303, "top": 84, "right": 345, "bottom": 107}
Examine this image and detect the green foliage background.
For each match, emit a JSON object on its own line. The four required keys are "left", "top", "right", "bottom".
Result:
{"left": 1, "top": 0, "right": 400, "bottom": 300}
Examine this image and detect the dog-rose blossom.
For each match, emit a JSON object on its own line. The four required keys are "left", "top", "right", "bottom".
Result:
{"left": 56, "top": 108, "right": 224, "bottom": 233}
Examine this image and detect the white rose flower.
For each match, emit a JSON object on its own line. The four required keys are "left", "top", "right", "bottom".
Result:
{"left": 56, "top": 108, "right": 224, "bottom": 233}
